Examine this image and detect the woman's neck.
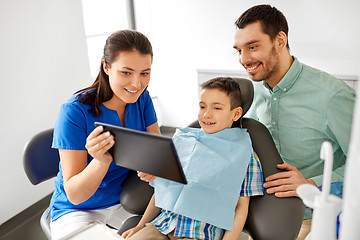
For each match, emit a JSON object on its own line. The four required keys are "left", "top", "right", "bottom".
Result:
{"left": 103, "top": 97, "right": 127, "bottom": 126}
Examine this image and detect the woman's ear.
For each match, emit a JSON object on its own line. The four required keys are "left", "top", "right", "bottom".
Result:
{"left": 102, "top": 60, "right": 109, "bottom": 75}
{"left": 232, "top": 107, "right": 243, "bottom": 122}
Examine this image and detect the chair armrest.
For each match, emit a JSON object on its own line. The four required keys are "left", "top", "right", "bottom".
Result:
{"left": 119, "top": 171, "right": 154, "bottom": 215}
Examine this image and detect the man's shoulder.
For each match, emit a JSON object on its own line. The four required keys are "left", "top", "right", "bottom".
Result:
{"left": 298, "top": 62, "right": 353, "bottom": 95}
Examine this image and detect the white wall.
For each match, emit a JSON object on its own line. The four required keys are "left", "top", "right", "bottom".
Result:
{"left": 0, "top": 0, "right": 91, "bottom": 224}
{"left": 1, "top": 0, "right": 359, "bottom": 225}
{"left": 135, "top": 0, "right": 360, "bottom": 128}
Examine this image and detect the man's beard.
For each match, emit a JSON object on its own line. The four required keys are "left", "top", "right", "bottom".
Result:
{"left": 248, "top": 46, "right": 280, "bottom": 83}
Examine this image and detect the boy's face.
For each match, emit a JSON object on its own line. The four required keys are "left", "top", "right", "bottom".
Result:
{"left": 198, "top": 88, "right": 242, "bottom": 134}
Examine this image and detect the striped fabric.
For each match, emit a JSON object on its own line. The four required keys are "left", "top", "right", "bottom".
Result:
{"left": 240, "top": 151, "right": 264, "bottom": 196}
{"left": 151, "top": 150, "right": 264, "bottom": 240}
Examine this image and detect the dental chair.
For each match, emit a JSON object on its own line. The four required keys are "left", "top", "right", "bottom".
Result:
{"left": 117, "top": 77, "right": 305, "bottom": 240}
{"left": 23, "top": 128, "right": 59, "bottom": 239}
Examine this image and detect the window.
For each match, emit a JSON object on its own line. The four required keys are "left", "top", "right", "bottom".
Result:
{"left": 82, "top": 0, "right": 130, "bottom": 77}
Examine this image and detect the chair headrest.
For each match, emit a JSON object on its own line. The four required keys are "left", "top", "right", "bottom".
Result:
{"left": 232, "top": 77, "right": 254, "bottom": 117}
{"left": 23, "top": 128, "right": 60, "bottom": 185}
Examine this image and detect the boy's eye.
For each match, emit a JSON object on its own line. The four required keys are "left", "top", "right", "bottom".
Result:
{"left": 214, "top": 107, "right": 222, "bottom": 110}
{"left": 199, "top": 106, "right": 205, "bottom": 109}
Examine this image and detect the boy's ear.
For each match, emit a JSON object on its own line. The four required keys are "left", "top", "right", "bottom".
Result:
{"left": 232, "top": 107, "right": 243, "bottom": 122}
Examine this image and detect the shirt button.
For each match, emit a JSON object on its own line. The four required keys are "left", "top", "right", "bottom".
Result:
{"left": 276, "top": 145, "right": 279, "bottom": 149}
{"left": 273, "top": 121, "right": 276, "bottom": 125}
{"left": 273, "top": 97, "right": 277, "bottom": 101}
{"left": 283, "top": 88, "right": 287, "bottom": 91}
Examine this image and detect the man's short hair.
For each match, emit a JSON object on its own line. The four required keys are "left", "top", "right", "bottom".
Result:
{"left": 234, "top": 4, "right": 290, "bottom": 50}
{"left": 200, "top": 77, "right": 242, "bottom": 110}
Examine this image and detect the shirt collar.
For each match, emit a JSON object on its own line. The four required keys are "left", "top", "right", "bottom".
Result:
{"left": 270, "top": 56, "right": 302, "bottom": 93}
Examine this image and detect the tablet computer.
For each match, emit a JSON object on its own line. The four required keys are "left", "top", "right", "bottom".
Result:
{"left": 94, "top": 122, "right": 187, "bottom": 184}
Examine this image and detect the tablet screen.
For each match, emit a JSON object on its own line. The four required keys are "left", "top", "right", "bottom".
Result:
{"left": 94, "top": 122, "right": 187, "bottom": 184}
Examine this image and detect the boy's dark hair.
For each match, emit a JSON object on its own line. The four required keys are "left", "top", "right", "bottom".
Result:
{"left": 234, "top": 4, "right": 290, "bottom": 50}
{"left": 200, "top": 77, "right": 242, "bottom": 110}
{"left": 76, "top": 30, "right": 153, "bottom": 116}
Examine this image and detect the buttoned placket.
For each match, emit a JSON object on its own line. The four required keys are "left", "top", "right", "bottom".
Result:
{"left": 269, "top": 88, "right": 282, "bottom": 152}
{"left": 271, "top": 86, "right": 290, "bottom": 152}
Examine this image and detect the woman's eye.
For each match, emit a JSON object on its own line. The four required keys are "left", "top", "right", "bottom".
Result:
{"left": 141, "top": 72, "right": 149, "bottom": 76}
{"left": 121, "top": 71, "right": 130, "bottom": 75}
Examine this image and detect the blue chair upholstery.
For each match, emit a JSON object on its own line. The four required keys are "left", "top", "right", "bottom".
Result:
{"left": 23, "top": 128, "right": 59, "bottom": 239}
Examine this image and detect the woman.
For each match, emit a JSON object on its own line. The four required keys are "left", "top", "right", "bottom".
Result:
{"left": 49, "top": 30, "right": 160, "bottom": 240}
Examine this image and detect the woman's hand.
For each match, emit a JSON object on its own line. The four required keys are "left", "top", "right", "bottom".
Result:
{"left": 60, "top": 126, "right": 115, "bottom": 205}
{"left": 122, "top": 225, "right": 144, "bottom": 239}
{"left": 137, "top": 171, "right": 156, "bottom": 182}
{"left": 85, "top": 126, "right": 114, "bottom": 164}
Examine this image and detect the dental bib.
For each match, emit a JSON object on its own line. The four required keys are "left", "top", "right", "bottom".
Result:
{"left": 152, "top": 127, "right": 252, "bottom": 230}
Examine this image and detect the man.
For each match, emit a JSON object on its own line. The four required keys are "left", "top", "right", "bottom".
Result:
{"left": 233, "top": 4, "right": 356, "bottom": 240}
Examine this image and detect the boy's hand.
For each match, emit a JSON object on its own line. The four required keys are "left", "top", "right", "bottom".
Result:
{"left": 121, "top": 225, "right": 143, "bottom": 239}
{"left": 137, "top": 171, "right": 156, "bottom": 182}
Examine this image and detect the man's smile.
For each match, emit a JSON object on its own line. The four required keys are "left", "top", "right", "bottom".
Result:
{"left": 245, "top": 62, "right": 261, "bottom": 74}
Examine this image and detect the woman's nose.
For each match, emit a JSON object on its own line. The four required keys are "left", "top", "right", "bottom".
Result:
{"left": 130, "top": 75, "right": 141, "bottom": 88}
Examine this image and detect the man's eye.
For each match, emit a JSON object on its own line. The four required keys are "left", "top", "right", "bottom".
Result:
{"left": 249, "top": 45, "right": 257, "bottom": 50}
{"left": 141, "top": 72, "right": 149, "bottom": 76}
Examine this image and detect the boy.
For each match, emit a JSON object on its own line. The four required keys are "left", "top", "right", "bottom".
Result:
{"left": 122, "top": 77, "right": 263, "bottom": 240}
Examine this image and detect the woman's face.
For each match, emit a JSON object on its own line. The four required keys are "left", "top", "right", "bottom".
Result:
{"left": 103, "top": 50, "right": 152, "bottom": 105}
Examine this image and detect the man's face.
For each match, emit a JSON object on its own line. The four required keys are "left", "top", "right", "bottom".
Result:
{"left": 233, "top": 21, "right": 280, "bottom": 84}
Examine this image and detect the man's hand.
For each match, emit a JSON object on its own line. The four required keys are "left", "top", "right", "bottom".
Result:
{"left": 263, "top": 163, "right": 316, "bottom": 197}
{"left": 137, "top": 171, "right": 156, "bottom": 182}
